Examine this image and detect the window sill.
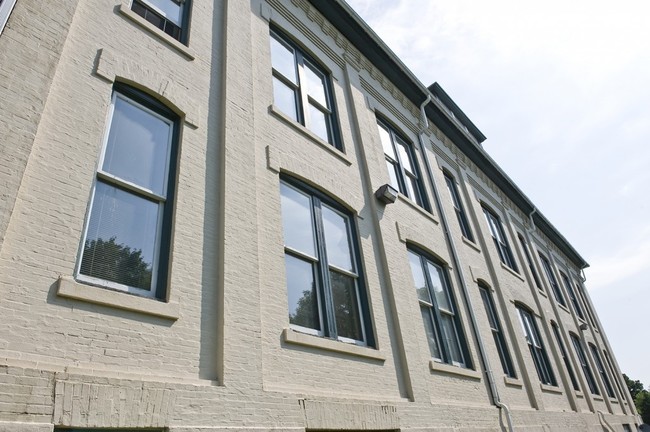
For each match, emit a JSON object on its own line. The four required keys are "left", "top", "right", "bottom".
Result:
{"left": 429, "top": 360, "right": 482, "bottom": 381}
{"left": 461, "top": 236, "right": 481, "bottom": 252}
{"left": 575, "top": 390, "right": 584, "bottom": 398}
{"left": 593, "top": 394, "right": 604, "bottom": 401}
{"left": 397, "top": 194, "right": 438, "bottom": 224}
{"left": 557, "top": 303, "right": 571, "bottom": 314}
{"left": 268, "top": 105, "right": 351, "bottom": 167}
{"left": 282, "top": 328, "right": 385, "bottom": 361}
{"left": 504, "top": 376, "right": 523, "bottom": 388}
{"left": 56, "top": 276, "right": 180, "bottom": 320}
{"left": 540, "top": 383, "right": 563, "bottom": 394}
{"left": 118, "top": 3, "right": 196, "bottom": 61}
{"left": 500, "top": 261, "right": 524, "bottom": 282}
{"left": 537, "top": 288, "right": 548, "bottom": 298}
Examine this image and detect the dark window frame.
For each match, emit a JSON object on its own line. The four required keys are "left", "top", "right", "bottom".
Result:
{"left": 482, "top": 206, "right": 518, "bottom": 271}
{"left": 131, "top": 0, "right": 192, "bottom": 44}
{"left": 408, "top": 246, "right": 471, "bottom": 368}
{"left": 270, "top": 28, "right": 342, "bottom": 149}
{"left": 479, "top": 284, "right": 516, "bottom": 378}
{"left": 560, "top": 271, "right": 585, "bottom": 320}
{"left": 538, "top": 253, "right": 568, "bottom": 307}
{"left": 517, "top": 233, "right": 542, "bottom": 289}
{"left": 570, "top": 333, "right": 600, "bottom": 395}
{"left": 280, "top": 176, "right": 375, "bottom": 347}
{"left": 589, "top": 343, "right": 615, "bottom": 398}
{"left": 76, "top": 83, "right": 180, "bottom": 300}
{"left": 376, "top": 117, "right": 429, "bottom": 210}
{"left": 444, "top": 171, "right": 474, "bottom": 241}
{"left": 551, "top": 321, "right": 580, "bottom": 391}
{"left": 517, "top": 305, "right": 556, "bottom": 386}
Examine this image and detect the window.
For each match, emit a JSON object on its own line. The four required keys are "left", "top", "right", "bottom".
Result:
{"left": 408, "top": 248, "right": 470, "bottom": 367}
{"left": 589, "top": 343, "right": 615, "bottom": 398}
{"left": 517, "top": 306, "right": 556, "bottom": 386}
{"left": 444, "top": 172, "right": 473, "bottom": 241}
{"left": 483, "top": 207, "right": 518, "bottom": 271}
{"left": 0, "top": 0, "right": 17, "bottom": 33}
{"left": 560, "top": 271, "right": 585, "bottom": 320}
{"left": 570, "top": 333, "right": 599, "bottom": 395}
{"left": 377, "top": 119, "right": 427, "bottom": 208}
{"left": 270, "top": 29, "right": 340, "bottom": 148}
{"left": 518, "top": 234, "right": 542, "bottom": 289}
{"left": 538, "top": 253, "right": 567, "bottom": 307}
{"left": 280, "top": 178, "right": 373, "bottom": 346}
{"left": 576, "top": 280, "right": 599, "bottom": 330}
{"left": 479, "top": 284, "right": 515, "bottom": 377}
{"left": 623, "top": 425, "right": 632, "bottom": 432}
{"left": 551, "top": 322, "right": 580, "bottom": 391}
{"left": 603, "top": 350, "right": 626, "bottom": 400}
{"left": 77, "top": 84, "right": 179, "bottom": 299}
{"left": 131, "top": 0, "right": 190, "bottom": 43}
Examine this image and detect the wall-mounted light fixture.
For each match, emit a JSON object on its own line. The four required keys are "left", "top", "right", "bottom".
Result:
{"left": 375, "top": 184, "right": 398, "bottom": 205}
{"left": 579, "top": 323, "right": 588, "bottom": 331}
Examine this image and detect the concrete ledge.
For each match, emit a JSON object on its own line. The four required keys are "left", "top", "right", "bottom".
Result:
{"left": 268, "top": 105, "right": 352, "bottom": 166}
{"left": 282, "top": 328, "right": 385, "bottom": 361}
{"left": 397, "top": 194, "right": 439, "bottom": 224}
{"left": 462, "top": 235, "right": 481, "bottom": 253}
{"left": 57, "top": 277, "right": 180, "bottom": 320}
{"left": 0, "top": 421, "right": 53, "bottom": 432}
{"left": 500, "top": 261, "right": 525, "bottom": 282}
{"left": 429, "top": 360, "right": 482, "bottom": 380}
{"left": 504, "top": 376, "right": 523, "bottom": 388}
{"left": 118, "top": 2, "right": 195, "bottom": 61}
{"left": 540, "top": 383, "right": 563, "bottom": 394}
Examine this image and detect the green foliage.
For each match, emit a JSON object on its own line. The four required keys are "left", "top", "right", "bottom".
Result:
{"left": 624, "top": 373, "right": 650, "bottom": 424}
{"left": 80, "top": 237, "right": 152, "bottom": 290}
{"left": 638, "top": 391, "right": 650, "bottom": 425}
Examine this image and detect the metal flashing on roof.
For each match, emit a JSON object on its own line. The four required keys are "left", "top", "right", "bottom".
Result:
{"left": 306, "top": 0, "right": 588, "bottom": 269}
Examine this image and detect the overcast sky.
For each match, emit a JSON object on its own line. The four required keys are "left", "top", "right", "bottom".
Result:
{"left": 346, "top": 0, "right": 650, "bottom": 387}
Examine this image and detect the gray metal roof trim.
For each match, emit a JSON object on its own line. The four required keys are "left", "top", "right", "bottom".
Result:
{"left": 307, "top": 0, "right": 588, "bottom": 269}
{"left": 429, "top": 82, "right": 487, "bottom": 144}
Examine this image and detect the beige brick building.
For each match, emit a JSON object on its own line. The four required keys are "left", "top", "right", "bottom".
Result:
{"left": 0, "top": 0, "right": 638, "bottom": 431}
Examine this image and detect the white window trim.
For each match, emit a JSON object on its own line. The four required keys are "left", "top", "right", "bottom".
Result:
{"left": 0, "top": 0, "right": 17, "bottom": 33}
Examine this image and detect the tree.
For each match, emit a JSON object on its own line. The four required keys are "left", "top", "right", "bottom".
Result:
{"left": 80, "top": 237, "right": 152, "bottom": 290}
{"left": 624, "top": 373, "right": 645, "bottom": 401}
{"left": 637, "top": 391, "right": 650, "bottom": 425}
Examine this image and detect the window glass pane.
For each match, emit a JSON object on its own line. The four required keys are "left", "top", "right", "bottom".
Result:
{"left": 321, "top": 205, "right": 353, "bottom": 272}
{"left": 80, "top": 181, "right": 158, "bottom": 291}
{"left": 308, "top": 103, "right": 330, "bottom": 143}
{"left": 103, "top": 96, "right": 171, "bottom": 195}
{"left": 480, "top": 289, "right": 498, "bottom": 330}
{"left": 143, "top": 0, "right": 182, "bottom": 24}
{"left": 304, "top": 62, "right": 327, "bottom": 106}
{"left": 421, "top": 306, "right": 441, "bottom": 359}
{"left": 408, "top": 251, "right": 431, "bottom": 303}
{"left": 330, "top": 270, "right": 362, "bottom": 341}
{"left": 273, "top": 77, "right": 298, "bottom": 121}
{"left": 386, "top": 160, "right": 400, "bottom": 191}
{"left": 270, "top": 35, "right": 297, "bottom": 83}
{"left": 405, "top": 175, "right": 420, "bottom": 203}
{"left": 441, "top": 314, "right": 463, "bottom": 364}
{"left": 280, "top": 183, "right": 316, "bottom": 257}
{"left": 426, "top": 261, "right": 451, "bottom": 311}
{"left": 285, "top": 254, "right": 320, "bottom": 331}
{"left": 378, "top": 123, "right": 395, "bottom": 158}
{"left": 396, "top": 140, "right": 413, "bottom": 172}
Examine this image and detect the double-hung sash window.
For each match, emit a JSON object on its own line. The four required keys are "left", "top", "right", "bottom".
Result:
{"left": 551, "top": 322, "right": 580, "bottom": 391}
{"left": 483, "top": 207, "right": 518, "bottom": 271}
{"left": 444, "top": 173, "right": 473, "bottom": 241}
{"left": 377, "top": 120, "right": 427, "bottom": 208}
{"left": 270, "top": 30, "right": 340, "bottom": 148}
{"left": 280, "top": 179, "right": 373, "bottom": 346}
{"left": 408, "top": 249, "right": 469, "bottom": 367}
{"left": 570, "top": 334, "right": 599, "bottom": 395}
{"left": 538, "top": 253, "right": 567, "bottom": 307}
{"left": 0, "top": 0, "right": 17, "bottom": 33}
{"left": 517, "top": 307, "right": 556, "bottom": 386}
{"left": 131, "top": 0, "right": 190, "bottom": 42}
{"left": 77, "top": 85, "right": 178, "bottom": 299}
{"left": 479, "top": 285, "right": 515, "bottom": 377}
{"left": 560, "top": 271, "right": 585, "bottom": 319}
{"left": 518, "top": 234, "right": 542, "bottom": 289}
{"left": 589, "top": 343, "right": 615, "bottom": 398}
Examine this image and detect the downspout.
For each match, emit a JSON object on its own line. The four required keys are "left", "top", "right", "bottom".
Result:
{"left": 528, "top": 207, "right": 537, "bottom": 232}
{"left": 418, "top": 96, "right": 515, "bottom": 432}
